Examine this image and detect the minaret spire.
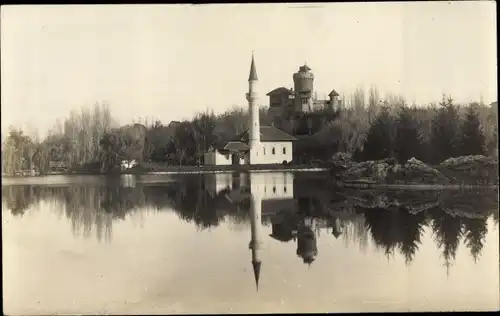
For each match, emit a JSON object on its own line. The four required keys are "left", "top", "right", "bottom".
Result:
{"left": 249, "top": 52, "right": 258, "bottom": 81}
{"left": 252, "top": 260, "right": 261, "bottom": 291}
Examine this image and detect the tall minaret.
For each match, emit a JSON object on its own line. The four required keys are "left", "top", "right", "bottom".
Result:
{"left": 248, "top": 172, "right": 263, "bottom": 291}
{"left": 246, "top": 53, "right": 260, "bottom": 164}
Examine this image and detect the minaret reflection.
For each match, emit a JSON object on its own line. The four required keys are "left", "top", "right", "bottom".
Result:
{"left": 247, "top": 173, "right": 263, "bottom": 291}
{"left": 246, "top": 172, "right": 295, "bottom": 290}
{"left": 204, "top": 171, "right": 296, "bottom": 291}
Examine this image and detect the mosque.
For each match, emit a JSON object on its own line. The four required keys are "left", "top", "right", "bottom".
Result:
{"left": 204, "top": 54, "right": 297, "bottom": 166}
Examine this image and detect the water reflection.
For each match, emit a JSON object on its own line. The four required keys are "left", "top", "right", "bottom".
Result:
{"left": 2, "top": 172, "right": 498, "bottom": 277}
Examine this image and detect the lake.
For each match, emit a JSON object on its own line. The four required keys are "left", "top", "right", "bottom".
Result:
{"left": 2, "top": 172, "right": 499, "bottom": 314}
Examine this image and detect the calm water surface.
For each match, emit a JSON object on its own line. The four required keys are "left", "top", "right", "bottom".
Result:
{"left": 2, "top": 172, "right": 499, "bottom": 314}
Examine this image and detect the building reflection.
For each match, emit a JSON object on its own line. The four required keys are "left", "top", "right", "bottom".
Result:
{"left": 205, "top": 172, "right": 331, "bottom": 290}
{"left": 205, "top": 172, "right": 299, "bottom": 290}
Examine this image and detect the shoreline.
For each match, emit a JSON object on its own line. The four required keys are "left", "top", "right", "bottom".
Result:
{"left": 1, "top": 164, "right": 328, "bottom": 178}
{"left": 2, "top": 171, "right": 498, "bottom": 190}
{"left": 336, "top": 182, "right": 499, "bottom": 190}
{"left": 71, "top": 164, "right": 329, "bottom": 175}
{"left": 144, "top": 167, "right": 327, "bottom": 175}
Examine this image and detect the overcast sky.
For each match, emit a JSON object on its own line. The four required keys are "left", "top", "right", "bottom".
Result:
{"left": 1, "top": 2, "right": 497, "bottom": 137}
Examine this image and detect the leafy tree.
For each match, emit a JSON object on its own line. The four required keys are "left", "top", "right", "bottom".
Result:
{"left": 1, "top": 127, "right": 35, "bottom": 175}
{"left": 362, "top": 107, "right": 395, "bottom": 161}
{"left": 144, "top": 120, "right": 177, "bottom": 162}
{"left": 459, "top": 105, "right": 487, "bottom": 156}
{"left": 192, "top": 111, "right": 218, "bottom": 166}
{"left": 99, "top": 131, "right": 126, "bottom": 172}
{"left": 394, "top": 106, "right": 424, "bottom": 163}
{"left": 430, "top": 96, "right": 462, "bottom": 163}
{"left": 318, "top": 105, "right": 370, "bottom": 156}
{"left": 172, "top": 121, "right": 197, "bottom": 166}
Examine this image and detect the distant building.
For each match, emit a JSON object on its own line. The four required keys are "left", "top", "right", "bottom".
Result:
{"left": 267, "top": 64, "right": 340, "bottom": 121}
{"left": 204, "top": 54, "right": 296, "bottom": 166}
{"left": 120, "top": 159, "right": 137, "bottom": 171}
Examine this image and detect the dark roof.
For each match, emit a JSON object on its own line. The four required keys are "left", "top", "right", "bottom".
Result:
{"left": 269, "top": 233, "right": 295, "bottom": 242}
{"left": 313, "top": 100, "right": 327, "bottom": 105}
{"left": 329, "top": 89, "right": 339, "bottom": 97}
{"left": 266, "top": 87, "right": 293, "bottom": 96}
{"left": 248, "top": 54, "right": 258, "bottom": 81}
{"left": 262, "top": 199, "right": 297, "bottom": 214}
{"left": 214, "top": 141, "right": 250, "bottom": 152}
{"left": 239, "top": 126, "right": 297, "bottom": 142}
{"left": 299, "top": 64, "right": 311, "bottom": 72}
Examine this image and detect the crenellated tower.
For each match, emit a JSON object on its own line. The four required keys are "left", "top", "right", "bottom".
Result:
{"left": 293, "top": 63, "right": 314, "bottom": 112}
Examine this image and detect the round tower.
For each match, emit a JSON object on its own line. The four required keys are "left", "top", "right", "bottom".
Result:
{"left": 293, "top": 64, "right": 314, "bottom": 112}
{"left": 293, "top": 64, "right": 314, "bottom": 93}
{"left": 296, "top": 217, "right": 318, "bottom": 265}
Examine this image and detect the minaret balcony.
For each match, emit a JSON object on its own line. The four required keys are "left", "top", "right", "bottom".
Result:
{"left": 246, "top": 92, "right": 257, "bottom": 101}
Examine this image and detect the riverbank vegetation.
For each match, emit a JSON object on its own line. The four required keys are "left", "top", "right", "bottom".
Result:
{"left": 1, "top": 87, "right": 497, "bottom": 176}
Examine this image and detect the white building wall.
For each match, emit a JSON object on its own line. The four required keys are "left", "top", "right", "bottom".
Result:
{"left": 251, "top": 141, "right": 293, "bottom": 165}
{"left": 204, "top": 151, "right": 244, "bottom": 166}
{"left": 249, "top": 172, "right": 294, "bottom": 200}
{"left": 204, "top": 152, "right": 216, "bottom": 165}
{"left": 215, "top": 152, "right": 231, "bottom": 165}
{"left": 204, "top": 172, "right": 294, "bottom": 201}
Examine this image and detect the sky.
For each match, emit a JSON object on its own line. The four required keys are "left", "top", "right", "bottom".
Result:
{"left": 1, "top": 2, "right": 497, "bottom": 138}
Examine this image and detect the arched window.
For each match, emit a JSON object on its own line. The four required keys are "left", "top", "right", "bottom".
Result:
{"left": 283, "top": 146, "right": 286, "bottom": 155}
{"left": 263, "top": 147, "right": 266, "bottom": 155}
{"left": 272, "top": 147, "right": 275, "bottom": 155}
{"left": 273, "top": 186, "right": 276, "bottom": 193}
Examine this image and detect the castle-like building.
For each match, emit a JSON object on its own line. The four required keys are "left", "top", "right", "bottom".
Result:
{"left": 267, "top": 64, "right": 340, "bottom": 121}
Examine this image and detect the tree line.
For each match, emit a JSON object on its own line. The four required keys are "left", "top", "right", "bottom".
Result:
{"left": 1, "top": 87, "right": 498, "bottom": 175}
{"left": 316, "top": 94, "right": 498, "bottom": 165}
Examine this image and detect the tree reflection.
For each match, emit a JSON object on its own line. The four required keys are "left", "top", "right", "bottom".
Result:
{"left": 1, "top": 176, "right": 496, "bottom": 268}
{"left": 462, "top": 217, "right": 488, "bottom": 262}
{"left": 363, "top": 208, "right": 400, "bottom": 258}
{"left": 429, "top": 207, "right": 464, "bottom": 270}
{"left": 2, "top": 186, "right": 39, "bottom": 217}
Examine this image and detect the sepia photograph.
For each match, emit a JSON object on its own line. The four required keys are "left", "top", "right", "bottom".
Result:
{"left": 1, "top": 2, "right": 499, "bottom": 314}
